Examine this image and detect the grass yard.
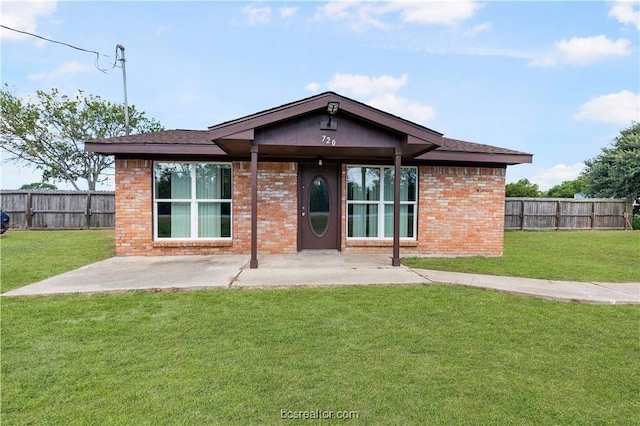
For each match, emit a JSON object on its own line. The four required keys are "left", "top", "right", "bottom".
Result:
{"left": 0, "top": 230, "right": 114, "bottom": 293}
{"left": 1, "top": 230, "right": 639, "bottom": 424}
{"left": 404, "top": 230, "right": 640, "bottom": 283}
{"left": 2, "top": 287, "right": 639, "bottom": 425}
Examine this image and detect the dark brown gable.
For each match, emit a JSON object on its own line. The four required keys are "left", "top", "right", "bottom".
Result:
{"left": 262, "top": 111, "right": 405, "bottom": 160}
{"left": 211, "top": 92, "right": 442, "bottom": 160}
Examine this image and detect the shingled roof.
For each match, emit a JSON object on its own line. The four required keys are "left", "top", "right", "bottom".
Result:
{"left": 85, "top": 129, "right": 225, "bottom": 155}
{"left": 415, "top": 137, "right": 531, "bottom": 165}
{"left": 438, "top": 137, "right": 527, "bottom": 155}
{"left": 85, "top": 92, "right": 532, "bottom": 165}
{"left": 87, "top": 129, "right": 210, "bottom": 144}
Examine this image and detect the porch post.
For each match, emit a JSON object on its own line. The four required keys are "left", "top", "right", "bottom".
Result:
{"left": 392, "top": 147, "right": 402, "bottom": 266}
{"left": 250, "top": 143, "right": 259, "bottom": 269}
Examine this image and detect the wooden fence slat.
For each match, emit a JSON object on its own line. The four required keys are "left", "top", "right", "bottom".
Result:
{"left": 506, "top": 197, "right": 630, "bottom": 231}
{"left": 1, "top": 190, "right": 115, "bottom": 230}
{"left": 1, "top": 191, "right": 632, "bottom": 231}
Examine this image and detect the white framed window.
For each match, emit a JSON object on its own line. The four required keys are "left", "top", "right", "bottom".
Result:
{"left": 346, "top": 165, "right": 417, "bottom": 239}
{"left": 153, "top": 162, "right": 232, "bottom": 240}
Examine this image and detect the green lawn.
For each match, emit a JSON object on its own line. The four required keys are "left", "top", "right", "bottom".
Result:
{"left": 404, "top": 230, "right": 640, "bottom": 282}
{"left": 2, "top": 287, "right": 638, "bottom": 425}
{"left": 0, "top": 230, "right": 114, "bottom": 293}
{"left": 1, "top": 230, "right": 639, "bottom": 424}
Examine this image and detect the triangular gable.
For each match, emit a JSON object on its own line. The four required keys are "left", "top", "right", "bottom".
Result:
{"left": 209, "top": 92, "right": 443, "bottom": 159}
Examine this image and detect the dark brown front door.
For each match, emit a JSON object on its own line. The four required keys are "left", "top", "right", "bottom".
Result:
{"left": 299, "top": 163, "right": 340, "bottom": 250}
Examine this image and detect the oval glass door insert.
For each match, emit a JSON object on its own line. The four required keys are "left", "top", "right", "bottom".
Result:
{"left": 309, "top": 176, "right": 330, "bottom": 237}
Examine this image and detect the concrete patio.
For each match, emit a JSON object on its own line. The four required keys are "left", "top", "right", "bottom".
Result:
{"left": 3, "top": 252, "right": 639, "bottom": 305}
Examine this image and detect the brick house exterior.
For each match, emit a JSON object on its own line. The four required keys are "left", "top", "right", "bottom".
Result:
{"left": 87, "top": 92, "right": 531, "bottom": 267}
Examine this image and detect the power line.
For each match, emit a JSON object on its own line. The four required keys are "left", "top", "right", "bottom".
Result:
{"left": 0, "top": 24, "right": 119, "bottom": 74}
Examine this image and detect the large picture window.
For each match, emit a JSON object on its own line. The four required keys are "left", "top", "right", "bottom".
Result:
{"left": 347, "top": 166, "right": 417, "bottom": 239}
{"left": 154, "top": 162, "right": 232, "bottom": 239}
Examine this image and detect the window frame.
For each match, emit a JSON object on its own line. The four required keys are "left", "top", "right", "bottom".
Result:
{"left": 346, "top": 165, "right": 418, "bottom": 240}
{"left": 153, "top": 161, "right": 233, "bottom": 241}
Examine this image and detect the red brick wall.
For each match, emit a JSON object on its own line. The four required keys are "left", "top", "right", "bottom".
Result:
{"left": 114, "top": 159, "right": 298, "bottom": 256}
{"left": 416, "top": 166, "right": 505, "bottom": 257}
{"left": 115, "top": 159, "right": 504, "bottom": 257}
{"left": 343, "top": 165, "right": 506, "bottom": 257}
{"left": 234, "top": 161, "right": 298, "bottom": 254}
{"left": 114, "top": 159, "right": 152, "bottom": 256}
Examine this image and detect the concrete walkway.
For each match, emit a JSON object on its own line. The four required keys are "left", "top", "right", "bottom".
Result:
{"left": 3, "top": 253, "right": 639, "bottom": 304}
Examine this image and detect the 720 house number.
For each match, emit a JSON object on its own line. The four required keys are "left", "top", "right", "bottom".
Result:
{"left": 322, "top": 135, "right": 337, "bottom": 146}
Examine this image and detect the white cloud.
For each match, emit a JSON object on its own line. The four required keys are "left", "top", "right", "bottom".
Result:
{"left": 609, "top": 1, "right": 640, "bottom": 29}
{"left": 527, "top": 53, "right": 557, "bottom": 68}
{"left": 398, "top": 1, "right": 483, "bottom": 26}
{"left": 27, "top": 60, "right": 93, "bottom": 81}
{"left": 280, "top": 6, "right": 298, "bottom": 18}
{"left": 462, "top": 22, "right": 492, "bottom": 37}
{"left": 555, "top": 35, "right": 630, "bottom": 65}
{"left": 530, "top": 35, "right": 631, "bottom": 67}
{"left": 304, "top": 82, "right": 321, "bottom": 92}
{"left": 0, "top": 0, "right": 57, "bottom": 41}
{"left": 314, "top": 2, "right": 387, "bottom": 31}
{"left": 533, "top": 163, "right": 585, "bottom": 191}
{"left": 242, "top": 5, "right": 271, "bottom": 25}
{"left": 368, "top": 93, "right": 435, "bottom": 123}
{"left": 573, "top": 90, "right": 640, "bottom": 125}
{"left": 314, "top": 0, "right": 481, "bottom": 31}
{"left": 326, "top": 73, "right": 409, "bottom": 98}
{"left": 305, "top": 72, "right": 435, "bottom": 124}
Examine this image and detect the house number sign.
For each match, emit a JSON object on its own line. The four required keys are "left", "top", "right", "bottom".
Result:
{"left": 321, "top": 135, "right": 337, "bottom": 146}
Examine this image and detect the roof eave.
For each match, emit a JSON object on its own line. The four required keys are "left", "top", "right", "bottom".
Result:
{"left": 85, "top": 142, "right": 226, "bottom": 156}
{"left": 417, "top": 150, "right": 533, "bottom": 165}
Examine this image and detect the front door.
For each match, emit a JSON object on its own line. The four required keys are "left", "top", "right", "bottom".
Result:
{"left": 299, "top": 163, "right": 340, "bottom": 250}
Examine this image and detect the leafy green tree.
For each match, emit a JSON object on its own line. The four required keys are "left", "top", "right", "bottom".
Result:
{"left": 545, "top": 177, "right": 587, "bottom": 198}
{"left": 19, "top": 182, "right": 57, "bottom": 190}
{"left": 505, "top": 178, "right": 541, "bottom": 197}
{"left": 1, "top": 86, "right": 163, "bottom": 190}
{"left": 581, "top": 122, "right": 640, "bottom": 204}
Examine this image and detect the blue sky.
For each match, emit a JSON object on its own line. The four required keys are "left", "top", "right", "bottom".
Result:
{"left": 1, "top": 0, "right": 639, "bottom": 191}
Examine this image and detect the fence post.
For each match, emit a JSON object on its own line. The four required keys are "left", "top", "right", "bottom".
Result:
{"left": 26, "top": 191, "right": 33, "bottom": 230}
{"left": 85, "top": 192, "right": 92, "bottom": 229}
{"left": 624, "top": 200, "right": 632, "bottom": 230}
{"left": 556, "top": 200, "right": 561, "bottom": 230}
{"left": 590, "top": 201, "right": 596, "bottom": 230}
{"left": 520, "top": 199, "right": 525, "bottom": 230}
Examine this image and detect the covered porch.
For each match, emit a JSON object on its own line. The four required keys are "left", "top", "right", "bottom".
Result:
{"left": 208, "top": 92, "right": 443, "bottom": 268}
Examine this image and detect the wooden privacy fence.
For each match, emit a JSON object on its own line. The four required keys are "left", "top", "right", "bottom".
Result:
{"left": 1, "top": 190, "right": 115, "bottom": 230}
{"left": 0, "top": 191, "right": 633, "bottom": 231}
{"left": 505, "top": 198, "right": 633, "bottom": 230}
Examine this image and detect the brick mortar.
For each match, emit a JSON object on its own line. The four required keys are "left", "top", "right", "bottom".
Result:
{"left": 115, "top": 159, "right": 505, "bottom": 257}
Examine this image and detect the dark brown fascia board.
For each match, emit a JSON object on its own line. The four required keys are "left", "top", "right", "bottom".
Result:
{"left": 417, "top": 150, "right": 533, "bottom": 165}
{"left": 225, "top": 129, "right": 255, "bottom": 140}
{"left": 208, "top": 92, "right": 443, "bottom": 146}
{"left": 84, "top": 142, "right": 227, "bottom": 156}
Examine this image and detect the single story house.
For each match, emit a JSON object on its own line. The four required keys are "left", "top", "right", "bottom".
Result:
{"left": 86, "top": 92, "right": 532, "bottom": 268}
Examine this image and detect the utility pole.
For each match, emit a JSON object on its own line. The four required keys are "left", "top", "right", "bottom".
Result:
{"left": 117, "top": 44, "right": 130, "bottom": 135}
